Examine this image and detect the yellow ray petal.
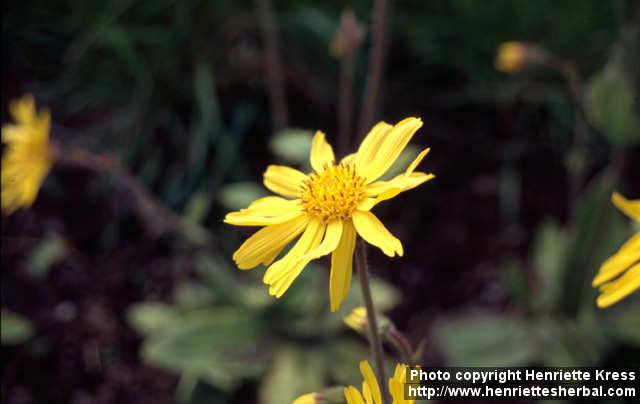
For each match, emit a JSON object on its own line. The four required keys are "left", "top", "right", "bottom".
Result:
{"left": 310, "top": 130, "right": 335, "bottom": 173}
{"left": 263, "top": 165, "right": 308, "bottom": 198}
{"left": 354, "top": 121, "right": 392, "bottom": 174}
{"left": 341, "top": 152, "right": 356, "bottom": 165}
{"left": 592, "top": 233, "right": 640, "bottom": 286}
{"left": 359, "top": 172, "right": 435, "bottom": 211}
{"left": 302, "top": 219, "right": 343, "bottom": 261}
{"left": 344, "top": 386, "right": 366, "bottom": 404}
{"left": 9, "top": 94, "right": 36, "bottom": 125}
{"left": 597, "top": 264, "right": 640, "bottom": 308}
{"left": 359, "top": 361, "right": 382, "bottom": 404}
{"left": 224, "top": 197, "right": 303, "bottom": 226}
{"left": 357, "top": 117, "right": 423, "bottom": 183}
{"left": 223, "top": 211, "right": 303, "bottom": 226}
{"left": 612, "top": 192, "right": 640, "bottom": 222}
{"left": 263, "top": 220, "right": 325, "bottom": 297}
{"left": 405, "top": 147, "right": 430, "bottom": 175}
{"left": 231, "top": 216, "right": 308, "bottom": 269}
{"left": 329, "top": 220, "right": 356, "bottom": 311}
{"left": 352, "top": 210, "right": 403, "bottom": 257}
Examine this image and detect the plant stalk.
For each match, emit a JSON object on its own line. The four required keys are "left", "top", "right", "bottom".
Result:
{"left": 355, "top": 240, "right": 388, "bottom": 403}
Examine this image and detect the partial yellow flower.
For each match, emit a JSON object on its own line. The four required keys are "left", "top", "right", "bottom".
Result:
{"left": 293, "top": 392, "right": 321, "bottom": 404}
{"left": 592, "top": 192, "right": 640, "bottom": 308}
{"left": 495, "top": 41, "right": 527, "bottom": 73}
{"left": 344, "top": 306, "right": 368, "bottom": 333}
{"left": 2, "top": 94, "right": 53, "bottom": 215}
{"left": 225, "top": 118, "right": 433, "bottom": 311}
{"left": 344, "top": 360, "right": 413, "bottom": 404}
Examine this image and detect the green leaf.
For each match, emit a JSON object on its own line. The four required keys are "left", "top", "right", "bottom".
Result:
{"left": 27, "top": 234, "right": 67, "bottom": 279}
{"left": 327, "top": 338, "right": 370, "bottom": 385}
{"left": 501, "top": 258, "right": 528, "bottom": 310}
{"left": 531, "top": 220, "right": 566, "bottom": 311}
{"left": 217, "top": 182, "right": 268, "bottom": 211}
{"left": 127, "top": 302, "right": 179, "bottom": 335}
{"left": 259, "top": 348, "right": 326, "bottom": 404}
{"left": 585, "top": 46, "right": 640, "bottom": 146}
{"left": 434, "top": 314, "right": 539, "bottom": 366}
{"left": 173, "top": 282, "right": 214, "bottom": 309}
{"left": 1, "top": 310, "right": 33, "bottom": 345}
{"left": 606, "top": 300, "right": 640, "bottom": 347}
{"left": 269, "top": 128, "right": 314, "bottom": 167}
{"left": 562, "top": 171, "right": 627, "bottom": 313}
{"left": 140, "top": 308, "right": 265, "bottom": 390}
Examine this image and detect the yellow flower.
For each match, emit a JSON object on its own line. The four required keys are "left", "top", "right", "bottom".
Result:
{"left": 225, "top": 118, "right": 433, "bottom": 311}
{"left": 1, "top": 94, "right": 53, "bottom": 215}
{"left": 344, "top": 306, "right": 368, "bottom": 333}
{"left": 293, "top": 392, "right": 320, "bottom": 404}
{"left": 344, "top": 360, "right": 414, "bottom": 404}
{"left": 592, "top": 192, "right": 640, "bottom": 308}
{"left": 495, "top": 41, "right": 527, "bottom": 73}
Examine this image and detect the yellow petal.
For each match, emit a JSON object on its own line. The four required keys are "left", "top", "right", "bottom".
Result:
{"left": 597, "top": 264, "right": 640, "bottom": 308}
{"left": 390, "top": 364, "right": 412, "bottom": 404}
{"left": 9, "top": 94, "right": 36, "bottom": 125}
{"left": 593, "top": 233, "right": 640, "bottom": 286}
{"left": 355, "top": 121, "right": 392, "bottom": 177}
{"left": 293, "top": 392, "right": 319, "bottom": 404}
{"left": 310, "top": 130, "right": 335, "bottom": 172}
{"left": 357, "top": 117, "right": 423, "bottom": 183}
{"left": 303, "top": 219, "right": 343, "bottom": 261}
{"left": 406, "top": 147, "right": 430, "bottom": 175}
{"left": 341, "top": 153, "right": 356, "bottom": 165}
{"left": 359, "top": 361, "right": 382, "bottom": 404}
{"left": 360, "top": 172, "right": 435, "bottom": 211}
{"left": 352, "top": 210, "right": 403, "bottom": 257}
{"left": 263, "top": 165, "right": 308, "bottom": 198}
{"left": 344, "top": 386, "right": 365, "bottom": 404}
{"left": 612, "top": 192, "right": 640, "bottom": 222}
{"left": 263, "top": 220, "right": 325, "bottom": 297}
{"left": 231, "top": 216, "right": 308, "bottom": 269}
{"left": 224, "top": 197, "right": 303, "bottom": 226}
{"left": 330, "top": 220, "right": 356, "bottom": 311}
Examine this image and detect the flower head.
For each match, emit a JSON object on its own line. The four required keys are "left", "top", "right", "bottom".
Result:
{"left": 495, "top": 41, "right": 527, "bottom": 73}
{"left": 344, "top": 360, "right": 414, "bottom": 404}
{"left": 2, "top": 94, "right": 53, "bottom": 215}
{"left": 592, "top": 192, "right": 640, "bottom": 308}
{"left": 225, "top": 118, "right": 433, "bottom": 311}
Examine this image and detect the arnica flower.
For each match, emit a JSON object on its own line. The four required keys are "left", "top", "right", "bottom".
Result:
{"left": 225, "top": 118, "right": 433, "bottom": 311}
{"left": 592, "top": 192, "right": 640, "bottom": 308}
{"left": 1, "top": 94, "right": 53, "bottom": 215}
{"left": 495, "top": 41, "right": 527, "bottom": 73}
{"left": 344, "top": 360, "right": 414, "bottom": 404}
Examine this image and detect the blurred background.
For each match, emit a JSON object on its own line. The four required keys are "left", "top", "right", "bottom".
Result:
{"left": 2, "top": 0, "right": 639, "bottom": 403}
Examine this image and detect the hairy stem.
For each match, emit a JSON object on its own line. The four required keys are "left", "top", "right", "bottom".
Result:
{"left": 255, "top": 0, "right": 288, "bottom": 131}
{"left": 356, "top": 240, "right": 388, "bottom": 403}
{"left": 50, "top": 144, "right": 212, "bottom": 248}
{"left": 357, "top": 0, "right": 389, "bottom": 140}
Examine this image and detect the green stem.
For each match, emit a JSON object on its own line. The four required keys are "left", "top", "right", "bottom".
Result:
{"left": 355, "top": 240, "right": 388, "bottom": 403}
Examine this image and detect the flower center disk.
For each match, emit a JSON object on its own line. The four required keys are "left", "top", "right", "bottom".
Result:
{"left": 301, "top": 163, "right": 366, "bottom": 222}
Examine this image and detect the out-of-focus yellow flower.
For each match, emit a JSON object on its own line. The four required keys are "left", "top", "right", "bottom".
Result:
{"left": 293, "top": 392, "right": 321, "bottom": 404}
{"left": 1, "top": 94, "right": 52, "bottom": 215}
{"left": 495, "top": 41, "right": 527, "bottom": 73}
{"left": 344, "top": 360, "right": 414, "bottom": 404}
{"left": 344, "top": 306, "right": 368, "bottom": 333}
{"left": 592, "top": 192, "right": 640, "bottom": 308}
{"left": 225, "top": 118, "right": 434, "bottom": 311}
